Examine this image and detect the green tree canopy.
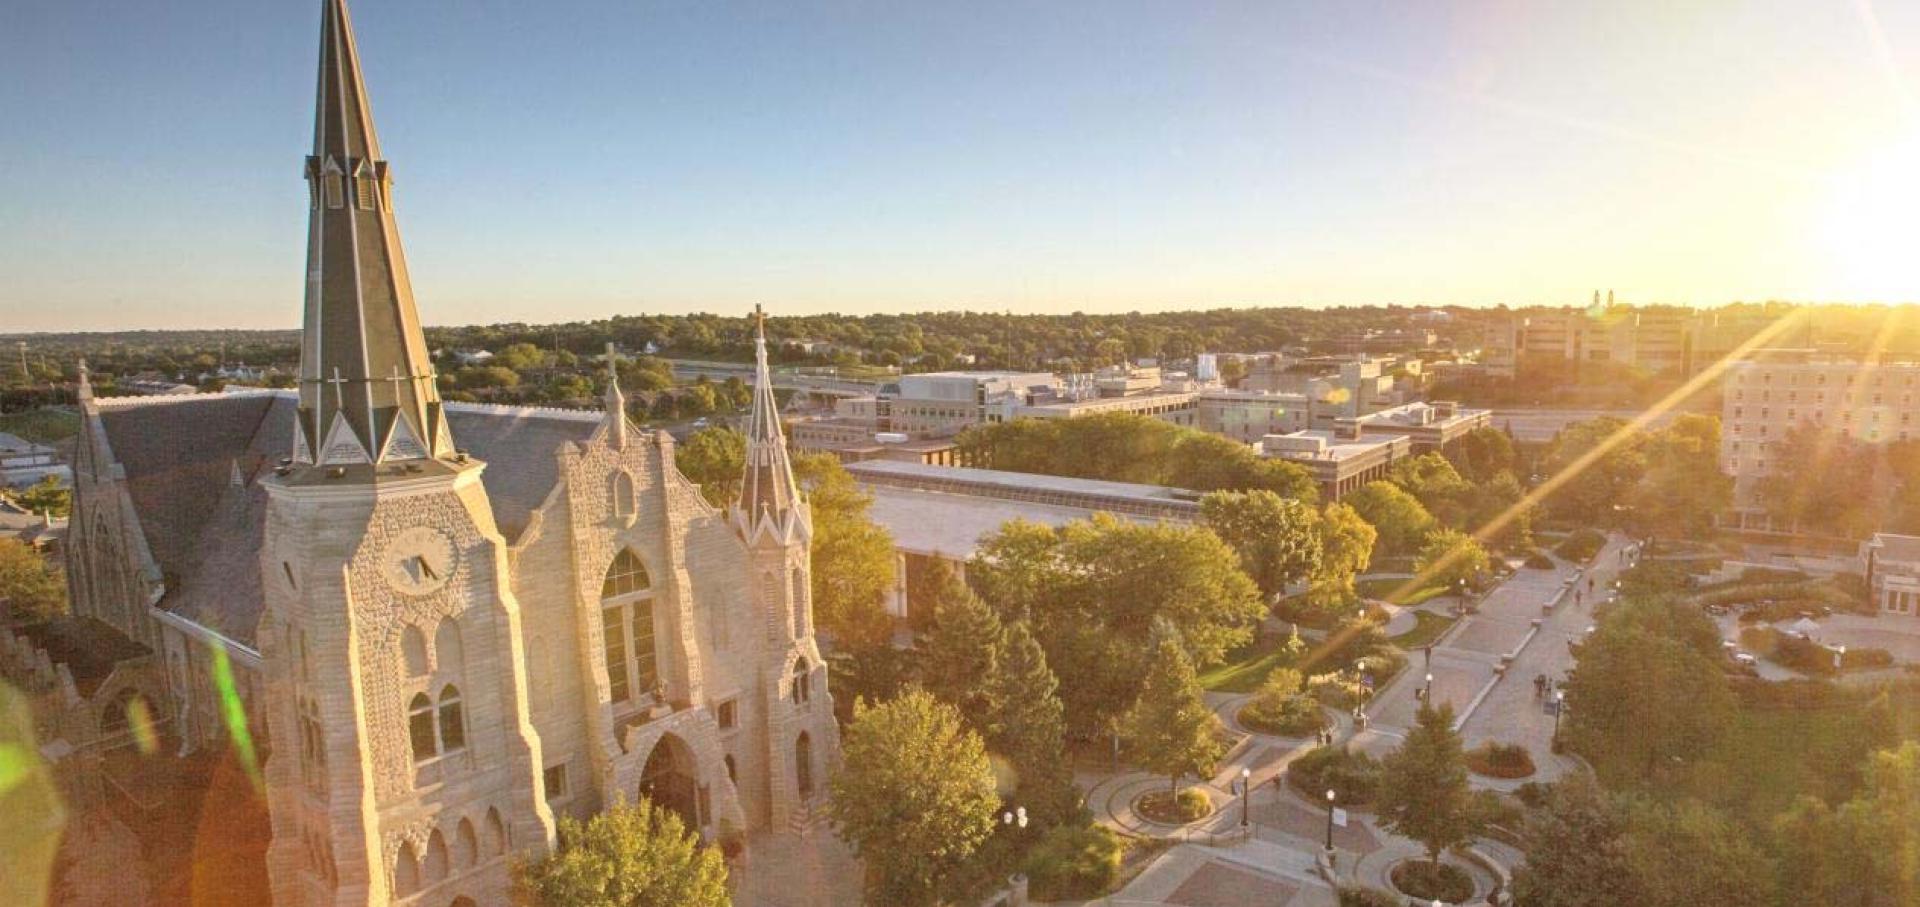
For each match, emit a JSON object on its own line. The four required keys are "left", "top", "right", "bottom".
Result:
{"left": 1123, "top": 637, "right": 1226, "bottom": 793}
{"left": 1414, "top": 528, "right": 1490, "bottom": 590}
{"left": 1200, "top": 490, "right": 1323, "bottom": 601}
{"left": 674, "top": 426, "right": 745, "bottom": 508}
{"left": 828, "top": 691, "right": 999, "bottom": 907}
{"left": 793, "top": 453, "right": 897, "bottom": 650}
{"left": 988, "top": 619, "right": 1078, "bottom": 825}
{"left": 915, "top": 560, "right": 1006, "bottom": 736}
{"left": 511, "top": 797, "right": 729, "bottom": 907}
{"left": 1344, "top": 481, "right": 1436, "bottom": 558}
{"left": 0, "top": 538, "right": 66, "bottom": 622}
{"left": 1540, "top": 417, "right": 1647, "bottom": 526}
{"left": 970, "top": 514, "right": 1263, "bottom": 740}
{"left": 1376, "top": 703, "right": 1488, "bottom": 869}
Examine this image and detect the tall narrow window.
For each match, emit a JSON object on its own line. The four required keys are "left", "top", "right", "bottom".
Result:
{"left": 602, "top": 608, "right": 630, "bottom": 703}
{"left": 792, "top": 659, "right": 811, "bottom": 705}
{"left": 612, "top": 471, "right": 636, "bottom": 518}
{"left": 409, "top": 693, "right": 437, "bottom": 762}
{"left": 438, "top": 685, "right": 466, "bottom": 752}
{"left": 323, "top": 173, "right": 345, "bottom": 209}
{"left": 355, "top": 174, "right": 376, "bottom": 210}
{"left": 633, "top": 599, "right": 657, "bottom": 696}
{"left": 796, "top": 732, "right": 814, "bottom": 797}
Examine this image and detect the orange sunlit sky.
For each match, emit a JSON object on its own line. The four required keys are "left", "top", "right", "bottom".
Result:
{"left": 3, "top": 0, "right": 1917, "bottom": 331}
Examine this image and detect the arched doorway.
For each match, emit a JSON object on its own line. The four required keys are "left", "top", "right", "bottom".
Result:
{"left": 639, "top": 734, "right": 699, "bottom": 829}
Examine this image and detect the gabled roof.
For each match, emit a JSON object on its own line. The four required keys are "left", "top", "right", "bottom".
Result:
{"left": 93, "top": 392, "right": 600, "bottom": 647}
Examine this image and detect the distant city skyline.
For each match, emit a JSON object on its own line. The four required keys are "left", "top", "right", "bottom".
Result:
{"left": 4, "top": 0, "right": 1917, "bottom": 331}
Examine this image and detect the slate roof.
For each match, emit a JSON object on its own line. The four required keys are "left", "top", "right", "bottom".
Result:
{"left": 94, "top": 392, "right": 601, "bottom": 648}
{"left": 15, "top": 617, "right": 150, "bottom": 697}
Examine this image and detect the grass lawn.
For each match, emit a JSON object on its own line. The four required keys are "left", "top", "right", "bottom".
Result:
{"left": 0, "top": 409, "right": 79, "bottom": 444}
{"left": 1355, "top": 577, "right": 1450, "bottom": 607}
{"left": 1390, "top": 611, "right": 1457, "bottom": 649}
{"left": 1199, "top": 634, "right": 1297, "bottom": 693}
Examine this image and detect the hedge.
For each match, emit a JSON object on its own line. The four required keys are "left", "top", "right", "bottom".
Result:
{"left": 1024, "top": 824, "right": 1123, "bottom": 901}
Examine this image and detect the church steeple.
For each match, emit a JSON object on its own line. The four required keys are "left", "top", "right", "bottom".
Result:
{"left": 735, "top": 306, "right": 801, "bottom": 538}
{"left": 602, "top": 342, "right": 629, "bottom": 449}
{"left": 296, "top": 0, "right": 447, "bottom": 467}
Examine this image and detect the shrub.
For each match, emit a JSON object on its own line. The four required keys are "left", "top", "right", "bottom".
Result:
{"left": 1337, "top": 886, "right": 1402, "bottom": 907}
{"left": 1524, "top": 552, "right": 1556, "bottom": 570}
{"left": 1135, "top": 788, "right": 1211, "bottom": 824}
{"left": 1514, "top": 781, "right": 1553, "bottom": 809}
{"left": 1391, "top": 860, "right": 1475, "bottom": 903}
{"left": 1286, "top": 744, "right": 1381, "bottom": 805}
{"left": 1240, "top": 693, "right": 1326, "bottom": 737}
{"left": 1465, "top": 742, "right": 1537, "bottom": 779}
{"left": 1024, "top": 824, "right": 1122, "bottom": 901}
{"left": 1555, "top": 528, "right": 1606, "bottom": 563}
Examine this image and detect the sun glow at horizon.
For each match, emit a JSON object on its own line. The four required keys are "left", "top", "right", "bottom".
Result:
{"left": 1817, "top": 130, "right": 1920, "bottom": 301}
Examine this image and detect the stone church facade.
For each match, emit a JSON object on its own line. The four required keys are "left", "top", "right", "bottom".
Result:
{"left": 52, "top": 1, "right": 839, "bottom": 904}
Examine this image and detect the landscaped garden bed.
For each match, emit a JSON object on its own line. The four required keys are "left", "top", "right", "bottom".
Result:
{"left": 1133, "top": 788, "right": 1212, "bottom": 824}
{"left": 1390, "top": 859, "right": 1475, "bottom": 903}
{"left": 1465, "top": 742, "right": 1537, "bottom": 779}
{"left": 1285, "top": 744, "right": 1380, "bottom": 806}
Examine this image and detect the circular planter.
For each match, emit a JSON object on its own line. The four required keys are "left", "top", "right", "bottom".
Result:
{"left": 1235, "top": 703, "right": 1331, "bottom": 738}
{"left": 1390, "top": 858, "right": 1476, "bottom": 903}
{"left": 1132, "top": 788, "right": 1214, "bottom": 825}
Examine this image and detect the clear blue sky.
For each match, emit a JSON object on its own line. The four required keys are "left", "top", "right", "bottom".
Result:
{"left": 4, "top": 0, "right": 1916, "bottom": 331}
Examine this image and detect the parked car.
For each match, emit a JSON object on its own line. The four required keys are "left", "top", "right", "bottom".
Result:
{"left": 1734, "top": 653, "right": 1758, "bottom": 666}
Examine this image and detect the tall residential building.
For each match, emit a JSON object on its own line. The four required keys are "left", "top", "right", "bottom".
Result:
{"left": 1720, "top": 350, "right": 1920, "bottom": 529}
{"left": 41, "top": 4, "right": 838, "bottom": 904}
{"left": 1481, "top": 302, "right": 1778, "bottom": 378}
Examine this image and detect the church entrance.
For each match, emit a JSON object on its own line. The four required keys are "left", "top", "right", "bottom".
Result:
{"left": 639, "top": 734, "right": 699, "bottom": 829}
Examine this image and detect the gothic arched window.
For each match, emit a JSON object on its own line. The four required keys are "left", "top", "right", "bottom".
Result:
{"left": 612, "top": 471, "right": 636, "bottom": 518}
{"left": 485, "top": 807, "right": 507, "bottom": 855}
{"left": 795, "top": 732, "right": 814, "bottom": 798}
{"left": 455, "top": 818, "right": 479, "bottom": 867}
{"left": 401, "top": 625, "right": 429, "bottom": 676}
{"left": 409, "top": 693, "right": 437, "bottom": 762}
{"left": 424, "top": 829, "right": 449, "bottom": 883}
{"left": 394, "top": 843, "right": 420, "bottom": 896}
{"left": 438, "top": 685, "right": 466, "bottom": 753}
{"left": 791, "top": 658, "right": 811, "bottom": 705}
{"left": 433, "top": 619, "right": 464, "bottom": 677}
{"left": 600, "top": 550, "right": 658, "bottom": 706}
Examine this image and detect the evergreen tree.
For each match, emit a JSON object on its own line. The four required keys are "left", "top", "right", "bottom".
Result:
{"left": 988, "top": 619, "right": 1077, "bottom": 824}
{"left": 1376, "top": 703, "right": 1486, "bottom": 871}
{"left": 1123, "top": 637, "right": 1225, "bottom": 794}
{"left": 916, "top": 560, "right": 1006, "bottom": 735}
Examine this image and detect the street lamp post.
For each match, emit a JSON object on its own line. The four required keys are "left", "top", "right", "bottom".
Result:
{"left": 1323, "top": 789, "right": 1337, "bottom": 865}
{"left": 1001, "top": 806, "right": 1028, "bottom": 831}
{"left": 1424, "top": 672, "right": 1434, "bottom": 704}
{"left": 1240, "top": 767, "right": 1251, "bottom": 828}
{"left": 1552, "top": 690, "right": 1565, "bottom": 748}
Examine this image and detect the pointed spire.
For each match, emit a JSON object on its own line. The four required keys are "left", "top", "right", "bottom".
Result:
{"left": 603, "top": 342, "right": 628, "bottom": 449}
{"left": 737, "top": 305, "right": 799, "bottom": 535}
{"left": 75, "top": 358, "right": 92, "bottom": 402}
{"left": 296, "top": 0, "right": 445, "bottom": 468}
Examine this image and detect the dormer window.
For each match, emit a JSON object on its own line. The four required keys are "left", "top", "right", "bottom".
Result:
{"left": 323, "top": 173, "right": 345, "bottom": 209}
{"left": 355, "top": 175, "right": 376, "bottom": 210}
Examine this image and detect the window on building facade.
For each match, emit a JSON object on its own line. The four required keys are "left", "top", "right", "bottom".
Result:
{"left": 438, "top": 685, "right": 466, "bottom": 752}
{"left": 544, "top": 764, "right": 569, "bottom": 801}
{"left": 612, "top": 471, "right": 636, "bottom": 518}
{"left": 792, "top": 658, "right": 811, "bottom": 705}
{"left": 717, "top": 698, "right": 737, "bottom": 730}
{"left": 600, "top": 550, "right": 658, "bottom": 705}
{"left": 409, "top": 693, "right": 437, "bottom": 761}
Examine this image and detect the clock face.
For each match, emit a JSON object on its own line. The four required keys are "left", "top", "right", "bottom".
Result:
{"left": 383, "top": 526, "right": 456, "bottom": 596}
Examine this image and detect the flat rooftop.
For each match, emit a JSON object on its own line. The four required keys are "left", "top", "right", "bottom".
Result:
{"left": 846, "top": 461, "right": 1200, "bottom": 557}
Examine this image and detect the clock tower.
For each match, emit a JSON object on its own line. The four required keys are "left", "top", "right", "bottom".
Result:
{"left": 258, "top": 2, "right": 553, "bottom": 904}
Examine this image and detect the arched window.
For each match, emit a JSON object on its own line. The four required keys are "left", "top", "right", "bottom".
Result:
{"left": 424, "top": 829, "right": 449, "bottom": 883}
{"left": 485, "top": 808, "right": 507, "bottom": 855}
{"left": 612, "top": 471, "right": 636, "bottom": 518}
{"left": 455, "top": 818, "right": 479, "bottom": 867}
{"left": 600, "top": 551, "right": 658, "bottom": 706}
{"left": 394, "top": 843, "right": 420, "bottom": 896}
{"left": 433, "top": 619, "right": 464, "bottom": 677}
{"left": 795, "top": 732, "right": 814, "bottom": 798}
{"left": 438, "top": 685, "right": 466, "bottom": 753}
{"left": 792, "top": 659, "right": 811, "bottom": 705}
{"left": 401, "top": 625, "right": 429, "bottom": 676}
{"left": 724, "top": 754, "right": 737, "bottom": 786}
{"left": 409, "top": 693, "right": 437, "bottom": 762}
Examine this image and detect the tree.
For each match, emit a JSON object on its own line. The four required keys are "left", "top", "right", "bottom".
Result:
{"left": 0, "top": 539, "right": 66, "bottom": 622}
{"left": 1375, "top": 702, "right": 1488, "bottom": 871}
{"left": 1387, "top": 453, "right": 1474, "bottom": 527}
{"left": 829, "top": 691, "right": 999, "bottom": 907}
{"left": 1199, "top": 490, "right": 1322, "bottom": 601}
{"left": 1414, "top": 528, "right": 1489, "bottom": 590}
{"left": 1310, "top": 502, "right": 1376, "bottom": 607}
{"left": 987, "top": 620, "right": 1077, "bottom": 825}
{"left": 971, "top": 514, "right": 1263, "bottom": 741}
{"left": 1447, "top": 426, "right": 1516, "bottom": 484}
{"left": 1345, "top": 481, "right": 1436, "bottom": 558}
{"left": 1616, "top": 796, "right": 1773, "bottom": 907}
{"left": 1562, "top": 620, "right": 1734, "bottom": 784}
{"left": 1629, "top": 414, "right": 1730, "bottom": 539}
{"left": 1510, "top": 775, "right": 1637, "bottom": 907}
{"left": 1772, "top": 742, "right": 1920, "bottom": 906}
{"left": 12, "top": 476, "right": 70, "bottom": 518}
{"left": 511, "top": 797, "right": 729, "bottom": 907}
{"left": 915, "top": 560, "right": 1005, "bottom": 735}
{"left": 1123, "top": 638, "right": 1226, "bottom": 794}
{"left": 674, "top": 427, "right": 745, "bottom": 508}
{"left": 1539, "top": 417, "right": 1647, "bottom": 526}
{"left": 793, "top": 453, "right": 897, "bottom": 650}
{"left": 1754, "top": 422, "right": 1883, "bottom": 537}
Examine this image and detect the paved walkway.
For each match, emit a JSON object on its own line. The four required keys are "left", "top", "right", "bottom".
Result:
{"left": 732, "top": 827, "right": 864, "bottom": 907}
